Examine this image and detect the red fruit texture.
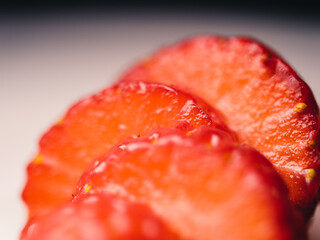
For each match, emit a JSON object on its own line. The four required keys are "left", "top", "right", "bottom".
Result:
{"left": 23, "top": 81, "right": 228, "bottom": 218}
{"left": 75, "top": 127, "right": 306, "bottom": 240}
{"left": 20, "top": 193, "right": 180, "bottom": 240}
{"left": 120, "top": 36, "right": 320, "bottom": 215}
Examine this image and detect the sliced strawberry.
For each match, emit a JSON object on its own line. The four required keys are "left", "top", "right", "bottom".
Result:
{"left": 20, "top": 193, "right": 180, "bottom": 240}
{"left": 75, "top": 127, "right": 306, "bottom": 240}
{"left": 120, "top": 36, "right": 320, "bottom": 215}
{"left": 22, "top": 81, "right": 230, "bottom": 218}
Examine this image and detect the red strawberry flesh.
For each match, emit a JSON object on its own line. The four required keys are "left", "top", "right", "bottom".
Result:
{"left": 20, "top": 193, "right": 180, "bottom": 240}
{"left": 75, "top": 127, "right": 306, "bottom": 240}
{"left": 22, "top": 81, "right": 226, "bottom": 218}
{"left": 120, "top": 36, "right": 320, "bottom": 213}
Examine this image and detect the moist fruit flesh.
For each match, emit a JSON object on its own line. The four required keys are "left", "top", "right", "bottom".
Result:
{"left": 75, "top": 126, "right": 306, "bottom": 240}
{"left": 120, "top": 36, "right": 320, "bottom": 214}
{"left": 23, "top": 81, "right": 229, "bottom": 218}
{"left": 20, "top": 193, "right": 180, "bottom": 240}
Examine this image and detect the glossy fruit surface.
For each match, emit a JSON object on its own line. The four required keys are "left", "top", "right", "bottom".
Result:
{"left": 21, "top": 193, "right": 179, "bottom": 240}
{"left": 75, "top": 127, "right": 306, "bottom": 240}
{"left": 120, "top": 36, "right": 320, "bottom": 213}
{"left": 23, "top": 81, "right": 224, "bottom": 218}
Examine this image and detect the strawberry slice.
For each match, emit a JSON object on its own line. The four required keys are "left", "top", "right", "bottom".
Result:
{"left": 120, "top": 36, "right": 320, "bottom": 215}
{"left": 20, "top": 193, "right": 180, "bottom": 240}
{"left": 22, "top": 81, "right": 227, "bottom": 218}
{"left": 75, "top": 127, "right": 306, "bottom": 240}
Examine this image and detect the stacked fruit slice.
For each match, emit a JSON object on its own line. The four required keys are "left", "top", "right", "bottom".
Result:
{"left": 23, "top": 81, "right": 226, "bottom": 218}
{"left": 120, "top": 36, "right": 320, "bottom": 217}
{"left": 21, "top": 36, "right": 320, "bottom": 239}
{"left": 21, "top": 193, "right": 180, "bottom": 240}
{"left": 74, "top": 127, "right": 306, "bottom": 240}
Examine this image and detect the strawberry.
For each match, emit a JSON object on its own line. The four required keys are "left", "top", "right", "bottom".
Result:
{"left": 75, "top": 127, "right": 306, "bottom": 240}
{"left": 20, "top": 193, "right": 180, "bottom": 240}
{"left": 120, "top": 36, "right": 320, "bottom": 216}
{"left": 22, "top": 81, "right": 228, "bottom": 218}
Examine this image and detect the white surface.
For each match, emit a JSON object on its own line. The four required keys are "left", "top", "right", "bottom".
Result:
{"left": 0, "top": 11, "right": 319, "bottom": 240}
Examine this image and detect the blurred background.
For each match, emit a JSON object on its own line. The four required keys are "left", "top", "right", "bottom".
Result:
{"left": 1, "top": 1, "right": 319, "bottom": 239}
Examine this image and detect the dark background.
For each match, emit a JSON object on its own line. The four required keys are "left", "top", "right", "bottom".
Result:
{"left": 1, "top": 0, "right": 319, "bottom": 21}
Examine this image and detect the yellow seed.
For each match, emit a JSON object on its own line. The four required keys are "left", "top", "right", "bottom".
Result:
{"left": 186, "top": 131, "right": 192, "bottom": 137}
{"left": 142, "top": 58, "right": 154, "bottom": 67}
{"left": 308, "top": 140, "right": 317, "bottom": 147}
{"left": 294, "top": 103, "right": 307, "bottom": 113}
{"left": 151, "top": 138, "right": 157, "bottom": 145}
{"left": 116, "top": 88, "right": 122, "bottom": 95}
{"left": 304, "top": 168, "right": 316, "bottom": 183}
{"left": 84, "top": 185, "right": 92, "bottom": 194}
{"left": 33, "top": 154, "right": 43, "bottom": 165}
{"left": 57, "top": 117, "right": 64, "bottom": 125}
{"left": 218, "top": 38, "right": 227, "bottom": 45}
{"left": 205, "top": 142, "right": 212, "bottom": 150}
{"left": 224, "top": 153, "right": 232, "bottom": 162}
{"left": 263, "top": 53, "right": 272, "bottom": 61}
